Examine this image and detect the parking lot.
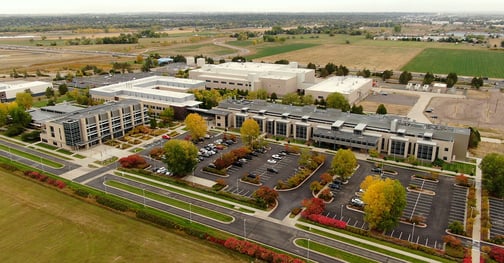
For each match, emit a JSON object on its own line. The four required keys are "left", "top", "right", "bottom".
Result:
{"left": 448, "top": 186, "right": 468, "bottom": 225}
{"left": 489, "top": 197, "right": 504, "bottom": 238}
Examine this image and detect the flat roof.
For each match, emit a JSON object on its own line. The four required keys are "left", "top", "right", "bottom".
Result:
{"left": 305, "top": 76, "right": 371, "bottom": 94}
{"left": 0, "top": 80, "right": 52, "bottom": 91}
{"left": 195, "top": 62, "right": 312, "bottom": 74}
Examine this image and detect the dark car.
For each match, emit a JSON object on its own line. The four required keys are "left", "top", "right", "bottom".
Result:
{"left": 329, "top": 183, "right": 340, "bottom": 190}
{"left": 371, "top": 167, "right": 382, "bottom": 173}
{"left": 267, "top": 167, "right": 279, "bottom": 174}
{"left": 244, "top": 154, "right": 253, "bottom": 160}
{"left": 250, "top": 151, "right": 259, "bottom": 157}
{"left": 247, "top": 172, "right": 257, "bottom": 179}
{"left": 233, "top": 161, "right": 243, "bottom": 167}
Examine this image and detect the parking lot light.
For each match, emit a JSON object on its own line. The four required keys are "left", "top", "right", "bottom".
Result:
{"left": 411, "top": 222, "right": 416, "bottom": 243}
{"left": 340, "top": 204, "right": 344, "bottom": 220}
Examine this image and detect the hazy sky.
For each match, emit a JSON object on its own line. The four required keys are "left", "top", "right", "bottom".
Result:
{"left": 1, "top": 0, "right": 503, "bottom": 14}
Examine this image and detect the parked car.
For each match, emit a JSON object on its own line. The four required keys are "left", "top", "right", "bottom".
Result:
{"left": 271, "top": 154, "right": 282, "bottom": 160}
{"left": 225, "top": 139, "right": 235, "bottom": 145}
{"left": 278, "top": 152, "right": 287, "bottom": 156}
{"left": 267, "top": 159, "right": 277, "bottom": 164}
{"left": 233, "top": 161, "right": 243, "bottom": 167}
{"left": 247, "top": 172, "right": 257, "bottom": 179}
{"left": 250, "top": 151, "right": 259, "bottom": 157}
{"left": 329, "top": 183, "right": 340, "bottom": 190}
{"left": 371, "top": 167, "right": 382, "bottom": 173}
{"left": 267, "top": 167, "right": 279, "bottom": 174}
{"left": 208, "top": 163, "right": 216, "bottom": 169}
{"left": 162, "top": 134, "right": 171, "bottom": 140}
{"left": 351, "top": 198, "right": 364, "bottom": 207}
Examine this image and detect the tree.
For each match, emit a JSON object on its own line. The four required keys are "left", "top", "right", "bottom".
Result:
{"left": 480, "top": 153, "right": 504, "bottom": 198}
{"left": 362, "top": 177, "right": 407, "bottom": 231}
{"left": 351, "top": 104, "right": 364, "bottom": 114}
{"left": 324, "top": 63, "right": 337, "bottom": 75}
{"left": 399, "top": 71, "right": 412, "bottom": 84}
{"left": 58, "top": 84, "right": 68, "bottom": 96}
{"left": 298, "top": 148, "right": 313, "bottom": 168}
{"left": 240, "top": 118, "right": 260, "bottom": 147}
{"left": 252, "top": 186, "right": 278, "bottom": 208}
{"left": 231, "top": 56, "right": 246, "bottom": 62}
{"left": 310, "top": 181, "right": 323, "bottom": 193}
{"left": 360, "top": 175, "right": 381, "bottom": 191}
{"left": 274, "top": 59, "right": 289, "bottom": 65}
{"left": 471, "top": 77, "right": 484, "bottom": 89}
{"left": 280, "top": 92, "right": 300, "bottom": 105}
{"left": 45, "top": 87, "right": 55, "bottom": 98}
{"left": 376, "top": 104, "right": 387, "bottom": 114}
{"left": 423, "top": 72, "right": 435, "bottom": 85}
{"left": 393, "top": 24, "right": 402, "bottom": 33}
{"left": 163, "top": 139, "right": 199, "bottom": 176}
{"left": 184, "top": 113, "right": 207, "bottom": 141}
{"left": 119, "top": 154, "right": 148, "bottom": 169}
{"left": 446, "top": 72, "right": 458, "bottom": 88}
{"left": 256, "top": 89, "right": 269, "bottom": 100}
{"left": 326, "top": 92, "right": 350, "bottom": 111}
{"left": 301, "top": 198, "right": 325, "bottom": 217}
{"left": 330, "top": 149, "right": 357, "bottom": 182}
{"left": 159, "top": 107, "right": 174, "bottom": 126}
{"left": 9, "top": 106, "right": 32, "bottom": 127}
{"left": 468, "top": 127, "right": 481, "bottom": 148}
{"left": 307, "top": 62, "right": 317, "bottom": 69}
{"left": 15, "top": 92, "right": 33, "bottom": 110}
{"left": 301, "top": 94, "right": 314, "bottom": 105}
{"left": 382, "top": 70, "right": 393, "bottom": 81}
{"left": 270, "top": 92, "right": 278, "bottom": 102}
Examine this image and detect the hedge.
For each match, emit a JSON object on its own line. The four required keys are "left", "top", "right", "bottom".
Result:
{"left": 96, "top": 195, "right": 129, "bottom": 212}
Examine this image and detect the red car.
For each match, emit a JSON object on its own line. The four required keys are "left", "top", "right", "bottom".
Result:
{"left": 162, "top": 134, "right": 171, "bottom": 140}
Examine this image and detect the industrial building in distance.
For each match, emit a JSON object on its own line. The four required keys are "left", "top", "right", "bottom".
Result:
{"left": 305, "top": 76, "right": 373, "bottom": 105}
{"left": 89, "top": 76, "right": 204, "bottom": 119}
{"left": 0, "top": 80, "right": 53, "bottom": 102}
{"left": 212, "top": 99, "right": 470, "bottom": 162}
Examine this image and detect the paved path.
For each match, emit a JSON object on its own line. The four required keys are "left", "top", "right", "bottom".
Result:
{"left": 472, "top": 158, "right": 482, "bottom": 263}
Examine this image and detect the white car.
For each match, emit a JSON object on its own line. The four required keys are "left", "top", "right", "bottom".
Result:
{"left": 267, "top": 159, "right": 277, "bottom": 164}
{"left": 271, "top": 154, "right": 282, "bottom": 160}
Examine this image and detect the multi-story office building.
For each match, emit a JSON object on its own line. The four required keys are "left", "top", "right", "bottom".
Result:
{"left": 89, "top": 76, "right": 203, "bottom": 119}
{"left": 189, "top": 62, "right": 316, "bottom": 95}
{"left": 305, "top": 76, "right": 373, "bottom": 105}
{"left": 40, "top": 99, "right": 149, "bottom": 150}
{"left": 213, "top": 99, "right": 470, "bottom": 162}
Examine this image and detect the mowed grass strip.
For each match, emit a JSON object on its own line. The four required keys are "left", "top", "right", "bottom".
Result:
{"left": 115, "top": 172, "right": 255, "bottom": 213}
{"left": 295, "top": 238, "right": 377, "bottom": 263}
{"left": 247, "top": 43, "right": 319, "bottom": 60}
{"left": 0, "top": 144, "right": 63, "bottom": 168}
{"left": 0, "top": 171, "right": 247, "bottom": 263}
{"left": 107, "top": 180, "right": 234, "bottom": 223}
{"left": 402, "top": 48, "right": 504, "bottom": 78}
{"left": 296, "top": 224, "right": 452, "bottom": 263}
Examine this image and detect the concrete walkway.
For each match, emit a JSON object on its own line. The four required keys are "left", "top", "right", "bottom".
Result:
{"left": 472, "top": 158, "right": 482, "bottom": 263}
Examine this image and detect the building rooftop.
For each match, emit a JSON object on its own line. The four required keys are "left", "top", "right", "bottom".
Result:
{"left": 54, "top": 99, "right": 143, "bottom": 124}
{"left": 192, "top": 62, "right": 313, "bottom": 78}
{"left": 217, "top": 99, "right": 470, "bottom": 141}
{"left": 0, "top": 80, "right": 52, "bottom": 91}
{"left": 305, "top": 76, "right": 372, "bottom": 95}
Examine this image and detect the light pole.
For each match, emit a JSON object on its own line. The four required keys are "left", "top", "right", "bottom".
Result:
{"left": 307, "top": 238, "right": 310, "bottom": 261}
{"left": 142, "top": 188, "right": 146, "bottom": 207}
{"left": 103, "top": 176, "right": 107, "bottom": 194}
{"left": 340, "top": 204, "right": 344, "bottom": 220}
{"left": 411, "top": 223, "right": 416, "bottom": 242}
{"left": 189, "top": 202, "right": 192, "bottom": 224}
{"left": 243, "top": 218, "right": 247, "bottom": 240}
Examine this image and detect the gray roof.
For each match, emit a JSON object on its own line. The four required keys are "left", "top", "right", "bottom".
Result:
{"left": 54, "top": 99, "right": 142, "bottom": 124}
{"left": 217, "top": 99, "right": 470, "bottom": 142}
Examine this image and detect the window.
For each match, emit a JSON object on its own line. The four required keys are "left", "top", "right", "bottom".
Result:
{"left": 254, "top": 118, "right": 263, "bottom": 132}
{"left": 217, "top": 116, "right": 221, "bottom": 120}
{"left": 417, "top": 144, "right": 434, "bottom": 160}
{"left": 444, "top": 147, "right": 449, "bottom": 152}
{"left": 390, "top": 140, "right": 406, "bottom": 156}
{"left": 235, "top": 115, "right": 245, "bottom": 128}
{"left": 276, "top": 122, "right": 287, "bottom": 136}
{"left": 266, "top": 121, "right": 274, "bottom": 134}
{"left": 296, "top": 125, "right": 307, "bottom": 139}
{"left": 443, "top": 156, "right": 447, "bottom": 161}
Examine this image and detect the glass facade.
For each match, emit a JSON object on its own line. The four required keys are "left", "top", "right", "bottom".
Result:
{"left": 417, "top": 144, "right": 434, "bottom": 160}
{"left": 390, "top": 140, "right": 406, "bottom": 156}
{"left": 295, "top": 125, "right": 307, "bottom": 139}
{"left": 236, "top": 115, "right": 245, "bottom": 128}
{"left": 276, "top": 122, "right": 287, "bottom": 136}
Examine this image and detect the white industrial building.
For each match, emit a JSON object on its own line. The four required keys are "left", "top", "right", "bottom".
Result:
{"left": 89, "top": 76, "right": 205, "bottom": 119}
{"left": 305, "top": 76, "right": 372, "bottom": 105}
{"left": 0, "top": 80, "right": 53, "bottom": 102}
{"left": 189, "top": 62, "right": 316, "bottom": 96}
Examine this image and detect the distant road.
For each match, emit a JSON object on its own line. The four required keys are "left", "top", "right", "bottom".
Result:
{"left": 212, "top": 38, "right": 251, "bottom": 59}
{"left": 0, "top": 44, "right": 137, "bottom": 58}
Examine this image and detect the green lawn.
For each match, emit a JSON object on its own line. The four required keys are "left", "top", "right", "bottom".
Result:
{"left": 107, "top": 180, "right": 234, "bottom": 223}
{"left": 226, "top": 40, "right": 254, "bottom": 47}
{"left": 0, "top": 144, "right": 63, "bottom": 168}
{"left": 246, "top": 43, "right": 319, "bottom": 60}
{"left": 0, "top": 171, "right": 247, "bottom": 263}
{"left": 295, "top": 238, "right": 377, "bottom": 263}
{"left": 28, "top": 146, "right": 73, "bottom": 161}
{"left": 402, "top": 48, "right": 504, "bottom": 78}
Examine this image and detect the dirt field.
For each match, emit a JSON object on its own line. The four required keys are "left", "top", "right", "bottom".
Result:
{"left": 358, "top": 92, "right": 418, "bottom": 115}
{"left": 428, "top": 89, "right": 504, "bottom": 132}
{"left": 259, "top": 44, "right": 423, "bottom": 70}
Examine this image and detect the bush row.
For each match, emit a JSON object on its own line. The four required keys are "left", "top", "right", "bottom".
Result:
{"left": 305, "top": 214, "right": 346, "bottom": 229}
{"left": 136, "top": 210, "right": 207, "bottom": 239}
{"left": 96, "top": 195, "right": 129, "bottom": 212}
{"left": 223, "top": 237, "right": 303, "bottom": 263}
{"left": 23, "top": 170, "right": 66, "bottom": 189}
{"left": 203, "top": 166, "right": 226, "bottom": 175}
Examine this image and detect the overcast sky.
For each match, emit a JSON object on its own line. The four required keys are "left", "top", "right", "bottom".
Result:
{"left": 1, "top": 0, "right": 503, "bottom": 14}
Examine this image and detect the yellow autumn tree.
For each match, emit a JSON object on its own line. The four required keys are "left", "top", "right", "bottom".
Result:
{"left": 184, "top": 113, "right": 207, "bottom": 141}
{"left": 240, "top": 118, "right": 260, "bottom": 147}
{"left": 15, "top": 92, "right": 33, "bottom": 110}
{"left": 360, "top": 175, "right": 381, "bottom": 192}
{"left": 329, "top": 149, "right": 357, "bottom": 182}
{"left": 362, "top": 177, "right": 406, "bottom": 231}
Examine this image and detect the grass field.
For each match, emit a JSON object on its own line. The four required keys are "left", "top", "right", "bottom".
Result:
{"left": 0, "top": 171, "right": 247, "bottom": 263}
{"left": 246, "top": 43, "right": 319, "bottom": 60}
{"left": 402, "top": 48, "right": 504, "bottom": 78}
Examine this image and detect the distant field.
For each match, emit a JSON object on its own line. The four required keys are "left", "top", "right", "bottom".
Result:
{"left": 246, "top": 43, "right": 319, "bottom": 60}
{"left": 0, "top": 171, "right": 246, "bottom": 263}
{"left": 402, "top": 48, "right": 504, "bottom": 78}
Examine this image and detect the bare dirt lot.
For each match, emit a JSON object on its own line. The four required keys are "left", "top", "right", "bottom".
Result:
{"left": 359, "top": 92, "right": 418, "bottom": 115}
{"left": 259, "top": 44, "right": 424, "bottom": 70}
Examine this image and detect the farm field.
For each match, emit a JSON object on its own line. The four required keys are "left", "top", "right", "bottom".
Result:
{"left": 402, "top": 48, "right": 504, "bottom": 78}
{"left": 245, "top": 43, "right": 319, "bottom": 60}
{"left": 0, "top": 171, "right": 246, "bottom": 263}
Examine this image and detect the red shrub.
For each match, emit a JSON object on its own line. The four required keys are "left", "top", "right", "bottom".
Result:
{"left": 301, "top": 197, "right": 325, "bottom": 217}
{"left": 55, "top": 180, "right": 66, "bottom": 189}
{"left": 306, "top": 214, "right": 347, "bottom": 229}
{"left": 119, "top": 154, "right": 148, "bottom": 169}
{"left": 490, "top": 246, "right": 504, "bottom": 263}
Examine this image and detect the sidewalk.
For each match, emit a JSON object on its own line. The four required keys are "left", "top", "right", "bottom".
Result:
{"left": 472, "top": 158, "right": 482, "bottom": 263}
